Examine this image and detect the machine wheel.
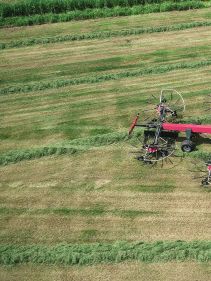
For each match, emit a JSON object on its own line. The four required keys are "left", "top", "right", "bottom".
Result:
{"left": 181, "top": 140, "right": 195, "bottom": 152}
{"left": 201, "top": 178, "right": 209, "bottom": 186}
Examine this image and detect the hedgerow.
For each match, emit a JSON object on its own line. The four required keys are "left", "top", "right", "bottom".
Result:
{"left": 0, "top": 1, "right": 205, "bottom": 27}
{"left": 0, "top": 0, "right": 193, "bottom": 18}
{"left": 1, "top": 20, "right": 211, "bottom": 50}
{"left": 1, "top": 60, "right": 211, "bottom": 95}
{"left": 0, "top": 241, "right": 210, "bottom": 265}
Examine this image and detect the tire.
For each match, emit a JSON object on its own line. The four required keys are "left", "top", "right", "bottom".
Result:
{"left": 201, "top": 178, "right": 209, "bottom": 186}
{"left": 136, "top": 156, "right": 152, "bottom": 164}
{"left": 181, "top": 140, "right": 195, "bottom": 152}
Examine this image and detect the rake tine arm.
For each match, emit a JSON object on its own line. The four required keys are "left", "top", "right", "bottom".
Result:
{"left": 129, "top": 113, "right": 140, "bottom": 135}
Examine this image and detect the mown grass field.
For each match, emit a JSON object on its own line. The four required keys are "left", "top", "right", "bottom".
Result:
{"left": 0, "top": 2, "right": 211, "bottom": 280}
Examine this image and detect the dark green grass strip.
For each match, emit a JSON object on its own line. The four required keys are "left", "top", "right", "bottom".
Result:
{"left": 1, "top": 60, "right": 211, "bottom": 95}
{"left": 0, "top": 241, "right": 210, "bottom": 265}
{"left": 0, "top": 1, "right": 205, "bottom": 27}
{"left": 2, "top": 21, "right": 211, "bottom": 50}
{"left": 0, "top": 207, "right": 158, "bottom": 218}
{"left": 0, "top": 0, "right": 186, "bottom": 18}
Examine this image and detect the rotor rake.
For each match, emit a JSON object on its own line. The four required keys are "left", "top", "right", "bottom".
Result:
{"left": 128, "top": 89, "right": 185, "bottom": 168}
{"left": 190, "top": 159, "right": 211, "bottom": 187}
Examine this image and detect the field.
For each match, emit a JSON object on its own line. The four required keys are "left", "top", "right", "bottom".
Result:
{"left": 0, "top": 1, "right": 211, "bottom": 280}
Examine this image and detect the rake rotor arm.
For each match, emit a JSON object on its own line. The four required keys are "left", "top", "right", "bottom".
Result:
{"left": 135, "top": 124, "right": 157, "bottom": 128}
{"left": 128, "top": 114, "right": 140, "bottom": 135}
{"left": 129, "top": 114, "right": 159, "bottom": 135}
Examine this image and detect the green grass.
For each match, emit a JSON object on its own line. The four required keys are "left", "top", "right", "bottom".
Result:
{"left": 0, "top": 146, "right": 79, "bottom": 166}
{"left": 0, "top": 6, "right": 211, "bottom": 277}
{"left": 0, "top": 132, "right": 129, "bottom": 166}
{"left": 1, "top": 60, "right": 211, "bottom": 95}
{"left": 0, "top": 0, "right": 179, "bottom": 18}
{"left": 1, "top": 7, "right": 210, "bottom": 43}
{"left": 2, "top": 21, "right": 211, "bottom": 50}
{"left": 0, "top": 1, "right": 205, "bottom": 27}
{"left": 0, "top": 207, "right": 158, "bottom": 217}
{"left": 0, "top": 0, "right": 204, "bottom": 18}
{"left": 0, "top": 241, "right": 210, "bottom": 265}
{"left": 114, "top": 209, "right": 158, "bottom": 218}
{"left": 126, "top": 184, "right": 175, "bottom": 193}
{"left": 0, "top": 128, "right": 209, "bottom": 166}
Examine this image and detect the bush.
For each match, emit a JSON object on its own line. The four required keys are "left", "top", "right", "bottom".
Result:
{"left": 0, "top": 1, "right": 205, "bottom": 27}
{"left": 0, "top": 0, "right": 187, "bottom": 18}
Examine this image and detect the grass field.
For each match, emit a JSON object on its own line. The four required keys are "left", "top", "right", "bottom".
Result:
{"left": 0, "top": 3, "right": 211, "bottom": 281}
{"left": 1, "top": 262, "right": 210, "bottom": 281}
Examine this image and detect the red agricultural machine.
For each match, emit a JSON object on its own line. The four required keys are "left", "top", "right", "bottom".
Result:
{"left": 128, "top": 89, "right": 211, "bottom": 185}
{"left": 191, "top": 159, "right": 211, "bottom": 186}
{"left": 199, "top": 161, "right": 211, "bottom": 186}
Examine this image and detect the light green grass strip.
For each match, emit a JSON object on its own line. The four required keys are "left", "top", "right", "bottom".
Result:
{"left": 1, "top": 60, "right": 211, "bottom": 95}
{"left": 0, "top": 241, "right": 210, "bottom": 265}
{"left": 0, "top": 146, "right": 79, "bottom": 166}
{"left": 185, "top": 151, "right": 211, "bottom": 161}
{"left": 0, "top": 1, "right": 205, "bottom": 27}
{"left": 0, "top": 129, "right": 210, "bottom": 167}
{"left": 1, "top": 21, "right": 211, "bottom": 49}
{"left": 0, "top": 132, "right": 128, "bottom": 166}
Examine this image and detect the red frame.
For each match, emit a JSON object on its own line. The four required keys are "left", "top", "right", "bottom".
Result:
{"left": 162, "top": 123, "right": 211, "bottom": 134}
{"left": 129, "top": 114, "right": 139, "bottom": 135}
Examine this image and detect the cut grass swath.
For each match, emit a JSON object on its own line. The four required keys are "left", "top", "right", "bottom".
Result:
{"left": 0, "top": 146, "right": 79, "bottom": 166}
{"left": 0, "top": 241, "right": 210, "bottom": 265}
{"left": 1, "top": 60, "right": 211, "bottom": 95}
{"left": 0, "top": 129, "right": 210, "bottom": 166}
{"left": 0, "top": 132, "right": 128, "bottom": 166}
{"left": 1, "top": 21, "right": 211, "bottom": 50}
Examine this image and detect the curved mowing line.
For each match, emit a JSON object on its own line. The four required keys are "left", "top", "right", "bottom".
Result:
{"left": 1, "top": 21, "right": 211, "bottom": 50}
{"left": 1, "top": 60, "right": 211, "bottom": 95}
{"left": 0, "top": 241, "right": 210, "bottom": 265}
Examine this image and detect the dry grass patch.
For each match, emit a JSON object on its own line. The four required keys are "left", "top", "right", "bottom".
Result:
{"left": 0, "top": 262, "right": 210, "bottom": 281}
{"left": 0, "top": 147, "right": 210, "bottom": 243}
